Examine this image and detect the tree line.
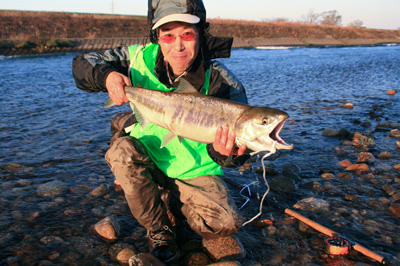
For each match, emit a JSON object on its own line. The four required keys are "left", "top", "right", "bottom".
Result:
{"left": 266, "top": 10, "right": 363, "bottom": 27}
{"left": 301, "top": 10, "right": 362, "bottom": 27}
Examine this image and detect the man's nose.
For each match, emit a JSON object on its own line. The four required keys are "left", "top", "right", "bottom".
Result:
{"left": 173, "top": 36, "right": 185, "bottom": 51}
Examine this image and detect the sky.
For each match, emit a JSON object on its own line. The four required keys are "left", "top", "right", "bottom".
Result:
{"left": 1, "top": 0, "right": 399, "bottom": 30}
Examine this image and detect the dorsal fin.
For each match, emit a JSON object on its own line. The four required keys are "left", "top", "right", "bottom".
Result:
{"left": 174, "top": 78, "right": 200, "bottom": 94}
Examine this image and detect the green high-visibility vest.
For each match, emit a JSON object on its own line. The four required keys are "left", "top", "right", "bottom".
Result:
{"left": 127, "top": 43, "right": 223, "bottom": 179}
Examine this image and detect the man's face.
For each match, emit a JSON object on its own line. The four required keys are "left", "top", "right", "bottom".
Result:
{"left": 158, "top": 22, "right": 200, "bottom": 76}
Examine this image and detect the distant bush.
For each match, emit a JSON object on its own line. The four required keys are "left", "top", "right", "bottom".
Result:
{"left": 44, "top": 39, "right": 74, "bottom": 48}
{"left": 0, "top": 42, "right": 14, "bottom": 49}
{"left": 348, "top": 20, "right": 364, "bottom": 27}
{"left": 15, "top": 41, "right": 36, "bottom": 49}
{"left": 5, "top": 39, "right": 75, "bottom": 50}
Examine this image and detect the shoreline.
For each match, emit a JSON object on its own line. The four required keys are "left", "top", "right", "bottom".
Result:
{"left": 1, "top": 37, "right": 400, "bottom": 56}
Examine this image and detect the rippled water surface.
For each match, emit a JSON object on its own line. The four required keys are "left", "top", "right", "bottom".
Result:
{"left": 0, "top": 45, "right": 399, "bottom": 265}
{"left": 221, "top": 45, "right": 400, "bottom": 171}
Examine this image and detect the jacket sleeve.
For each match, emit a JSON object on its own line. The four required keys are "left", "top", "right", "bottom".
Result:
{"left": 72, "top": 46, "right": 131, "bottom": 93}
{"left": 206, "top": 60, "right": 250, "bottom": 168}
{"left": 207, "top": 60, "right": 248, "bottom": 104}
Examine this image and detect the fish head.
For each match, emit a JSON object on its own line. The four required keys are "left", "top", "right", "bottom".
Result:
{"left": 235, "top": 107, "right": 293, "bottom": 154}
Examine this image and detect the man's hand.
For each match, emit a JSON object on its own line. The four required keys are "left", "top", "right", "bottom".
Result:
{"left": 105, "top": 71, "right": 131, "bottom": 106}
{"left": 213, "top": 125, "right": 246, "bottom": 156}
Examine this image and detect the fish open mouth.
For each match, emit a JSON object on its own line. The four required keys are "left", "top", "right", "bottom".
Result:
{"left": 270, "top": 119, "right": 293, "bottom": 150}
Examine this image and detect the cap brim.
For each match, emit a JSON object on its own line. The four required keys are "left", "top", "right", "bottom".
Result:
{"left": 152, "top": 13, "right": 200, "bottom": 30}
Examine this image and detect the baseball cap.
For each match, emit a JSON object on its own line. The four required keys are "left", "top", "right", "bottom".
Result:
{"left": 148, "top": 0, "right": 206, "bottom": 30}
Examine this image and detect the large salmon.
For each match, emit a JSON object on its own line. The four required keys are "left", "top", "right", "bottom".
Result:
{"left": 105, "top": 79, "right": 292, "bottom": 154}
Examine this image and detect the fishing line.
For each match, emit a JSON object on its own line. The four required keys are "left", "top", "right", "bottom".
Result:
{"left": 241, "top": 142, "right": 276, "bottom": 227}
{"left": 238, "top": 180, "right": 260, "bottom": 209}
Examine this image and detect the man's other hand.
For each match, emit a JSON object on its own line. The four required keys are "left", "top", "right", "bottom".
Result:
{"left": 213, "top": 125, "right": 246, "bottom": 156}
{"left": 105, "top": 71, "right": 131, "bottom": 106}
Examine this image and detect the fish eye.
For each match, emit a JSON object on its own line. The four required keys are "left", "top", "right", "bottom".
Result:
{"left": 262, "top": 117, "right": 270, "bottom": 125}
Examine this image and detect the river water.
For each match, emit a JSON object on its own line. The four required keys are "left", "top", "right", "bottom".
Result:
{"left": 0, "top": 45, "right": 399, "bottom": 265}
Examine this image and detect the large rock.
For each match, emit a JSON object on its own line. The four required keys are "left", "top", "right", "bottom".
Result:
{"left": 90, "top": 184, "right": 108, "bottom": 197}
{"left": 37, "top": 180, "right": 68, "bottom": 196}
{"left": 357, "top": 152, "right": 375, "bottom": 164}
{"left": 389, "top": 203, "right": 400, "bottom": 218}
{"left": 322, "top": 128, "right": 340, "bottom": 137}
{"left": 269, "top": 176, "right": 296, "bottom": 194}
{"left": 389, "top": 129, "right": 400, "bottom": 138}
{"left": 282, "top": 162, "right": 300, "bottom": 174}
{"left": 129, "top": 253, "right": 165, "bottom": 266}
{"left": 202, "top": 235, "right": 246, "bottom": 262}
{"left": 293, "top": 197, "right": 330, "bottom": 213}
{"left": 378, "top": 152, "right": 392, "bottom": 159}
{"left": 338, "top": 160, "right": 352, "bottom": 168}
{"left": 345, "top": 163, "right": 370, "bottom": 173}
{"left": 117, "top": 248, "right": 138, "bottom": 264}
{"left": 93, "top": 216, "right": 120, "bottom": 242}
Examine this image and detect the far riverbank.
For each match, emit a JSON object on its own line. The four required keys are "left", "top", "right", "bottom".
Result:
{"left": 1, "top": 37, "right": 400, "bottom": 56}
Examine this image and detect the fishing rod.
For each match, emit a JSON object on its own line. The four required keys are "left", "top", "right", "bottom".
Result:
{"left": 223, "top": 177, "right": 389, "bottom": 265}
{"left": 284, "top": 208, "right": 388, "bottom": 265}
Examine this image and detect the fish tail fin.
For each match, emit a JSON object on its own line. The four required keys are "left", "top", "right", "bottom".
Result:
{"left": 104, "top": 98, "right": 116, "bottom": 108}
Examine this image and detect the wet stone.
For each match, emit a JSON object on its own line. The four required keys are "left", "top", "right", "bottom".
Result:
{"left": 341, "top": 103, "right": 354, "bottom": 109}
{"left": 390, "top": 193, "right": 400, "bottom": 203}
{"left": 108, "top": 243, "right": 137, "bottom": 261}
{"left": 40, "top": 236, "right": 64, "bottom": 245}
{"left": 282, "top": 172, "right": 301, "bottom": 181}
{"left": 337, "top": 173, "right": 352, "bottom": 180}
{"left": 360, "top": 121, "right": 372, "bottom": 127}
{"left": 382, "top": 185, "right": 396, "bottom": 196}
{"left": 37, "top": 260, "right": 54, "bottom": 266}
{"left": 183, "top": 252, "right": 211, "bottom": 265}
{"left": 338, "top": 128, "right": 352, "bottom": 139}
{"left": 389, "top": 203, "right": 400, "bottom": 218}
{"left": 322, "top": 128, "right": 340, "bottom": 137}
{"left": 377, "top": 121, "right": 400, "bottom": 129}
{"left": 129, "top": 253, "right": 164, "bottom": 266}
{"left": 116, "top": 248, "right": 138, "bottom": 264}
{"left": 302, "top": 181, "right": 322, "bottom": 192}
{"left": 93, "top": 216, "right": 120, "bottom": 242}
{"left": 293, "top": 197, "right": 330, "bottom": 213}
{"left": 357, "top": 152, "right": 375, "bottom": 164}
{"left": 90, "top": 184, "right": 109, "bottom": 197}
{"left": 282, "top": 162, "right": 300, "bottom": 173}
{"left": 202, "top": 235, "right": 246, "bottom": 261}
{"left": 37, "top": 180, "right": 68, "bottom": 197}
{"left": 320, "top": 173, "right": 335, "bottom": 179}
{"left": 354, "top": 134, "right": 375, "bottom": 148}
{"left": 269, "top": 176, "right": 296, "bottom": 194}
{"left": 378, "top": 152, "right": 392, "bottom": 159}
{"left": 345, "top": 163, "right": 370, "bottom": 173}
{"left": 389, "top": 129, "right": 400, "bottom": 138}
{"left": 338, "top": 160, "right": 352, "bottom": 168}
{"left": 2, "top": 163, "right": 26, "bottom": 170}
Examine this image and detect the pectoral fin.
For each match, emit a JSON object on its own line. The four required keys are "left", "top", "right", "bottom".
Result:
{"left": 133, "top": 105, "right": 149, "bottom": 132}
{"left": 160, "top": 132, "right": 177, "bottom": 148}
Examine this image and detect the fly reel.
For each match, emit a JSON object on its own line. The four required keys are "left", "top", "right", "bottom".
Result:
{"left": 324, "top": 236, "right": 351, "bottom": 256}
